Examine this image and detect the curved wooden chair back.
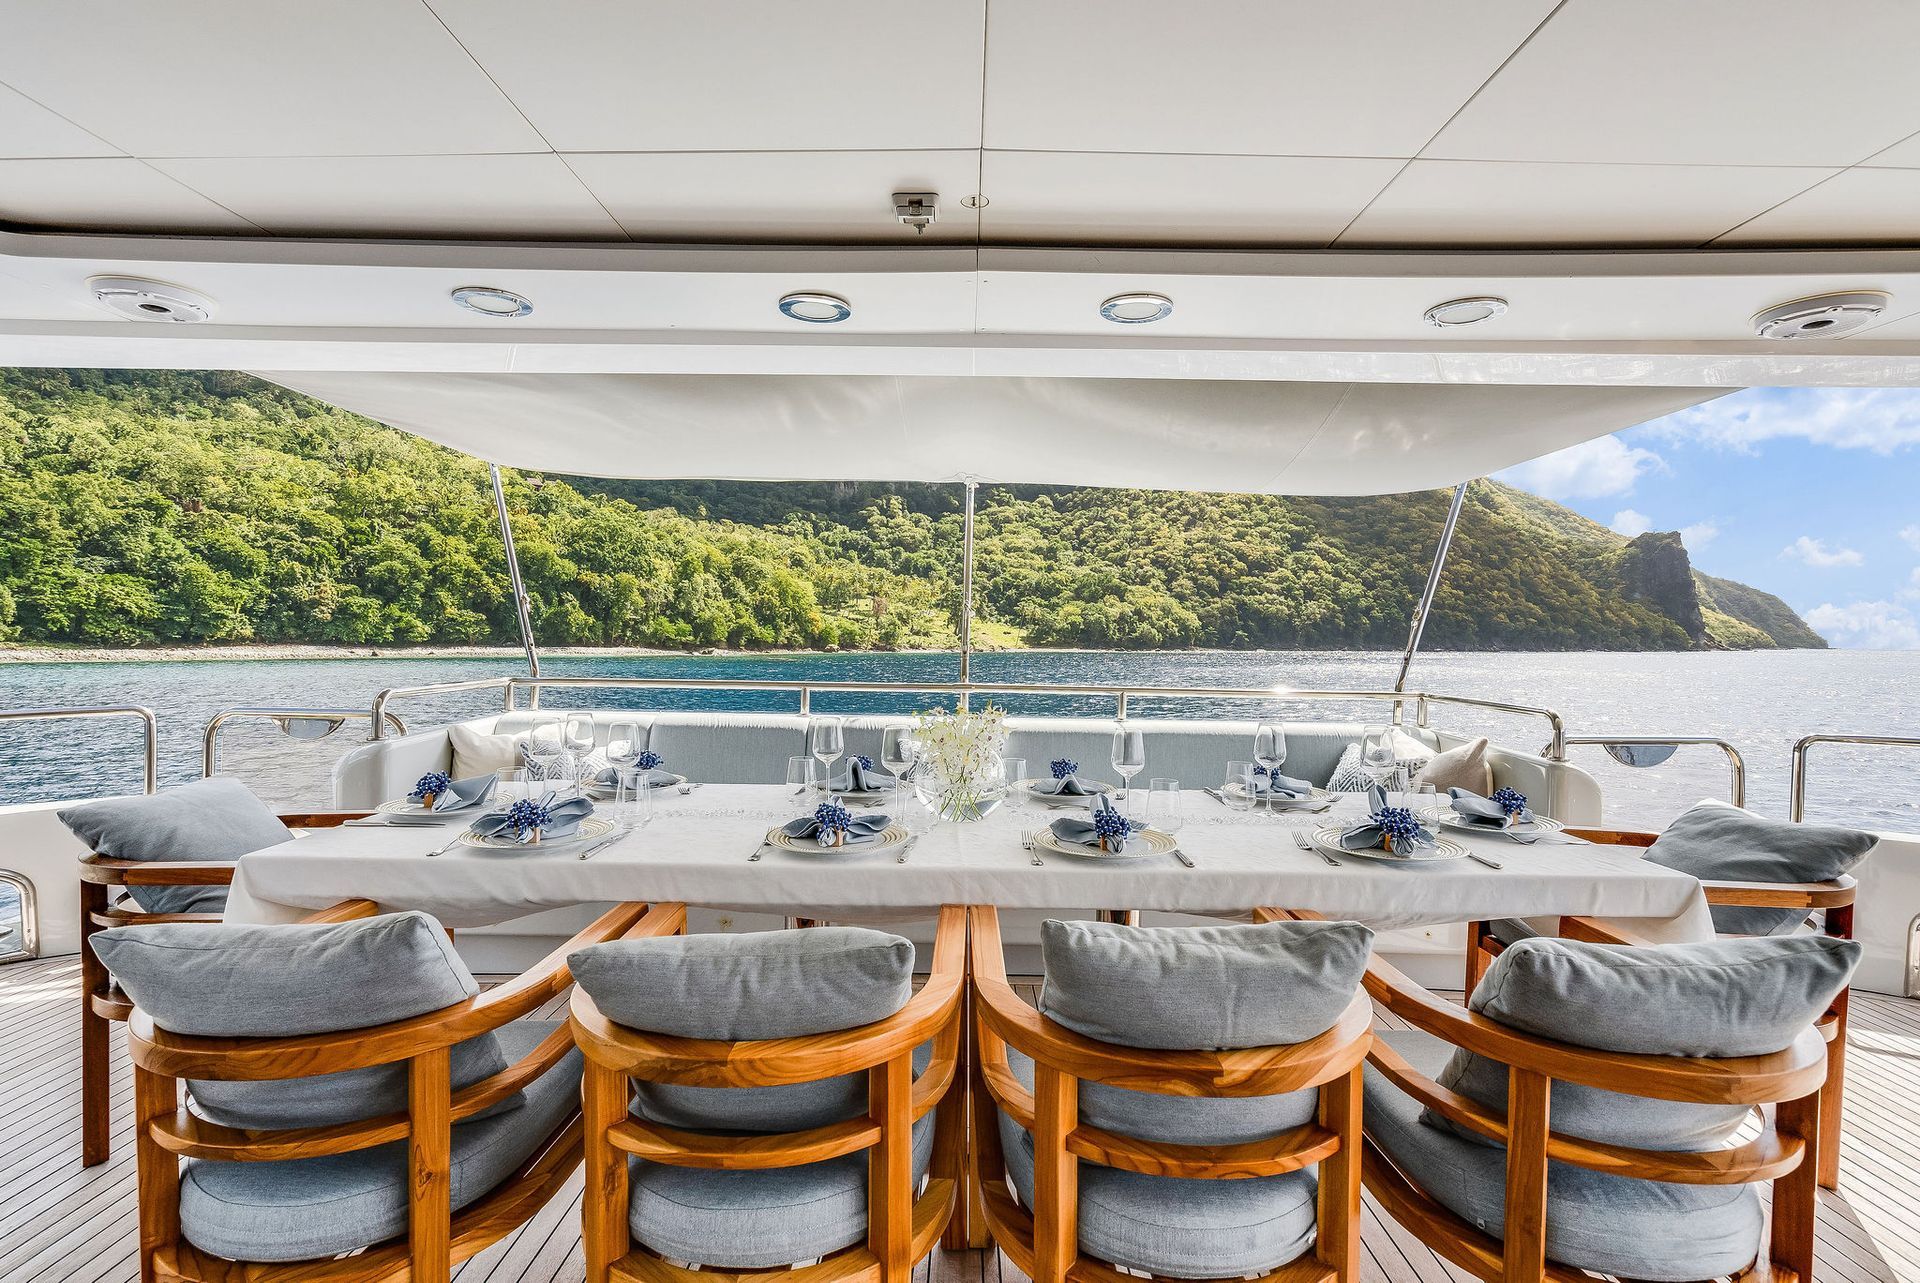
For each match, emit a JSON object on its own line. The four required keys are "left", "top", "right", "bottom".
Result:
{"left": 125, "top": 898, "right": 679, "bottom": 1283}
{"left": 1463, "top": 825, "right": 1857, "bottom": 1189}
{"left": 77, "top": 809, "right": 371, "bottom": 1167}
{"left": 1361, "top": 946, "right": 1829, "bottom": 1283}
{"left": 968, "top": 905, "right": 1374, "bottom": 1283}
{"left": 569, "top": 903, "right": 968, "bottom": 1283}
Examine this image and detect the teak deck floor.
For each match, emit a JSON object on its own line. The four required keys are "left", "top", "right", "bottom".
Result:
{"left": 1, "top": 954, "right": 1914, "bottom": 1283}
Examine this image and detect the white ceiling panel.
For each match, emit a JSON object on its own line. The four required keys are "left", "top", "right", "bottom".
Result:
{"left": 151, "top": 155, "right": 625, "bottom": 241}
{"left": 1714, "top": 169, "right": 1920, "bottom": 246}
{"left": 1339, "top": 160, "right": 1836, "bottom": 248}
{"left": 0, "top": 160, "right": 257, "bottom": 233}
{"left": 1863, "top": 132, "right": 1920, "bottom": 168}
{"left": 428, "top": 0, "right": 987, "bottom": 153}
{"left": 1425, "top": 0, "right": 1920, "bottom": 166}
{"left": 979, "top": 152, "right": 1401, "bottom": 246}
{"left": 566, "top": 151, "right": 981, "bottom": 243}
{"left": 982, "top": 0, "right": 1556, "bottom": 157}
{"left": 0, "top": 84, "right": 117, "bottom": 159}
{"left": 0, "top": 1, "right": 543, "bottom": 158}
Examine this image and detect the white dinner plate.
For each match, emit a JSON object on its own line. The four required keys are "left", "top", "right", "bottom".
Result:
{"left": 1420, "top": 807, "right": 1564, "bottom": 835}
{"left": 1033, "top": 827, "right": 1179, "bottom": 860}
{"left": 583, "top": 773, "right": 687, "bottom": 798}
{"left": 1310, "top": 823, "right": 1468, "bottom": 863}
{"left": 1018, "top": 778, "right": 1113, "bottom": 808}
{"left": 459, "top": 816, "right": 616, "bottom": 851}
{"left": 1223, "top": 783, "right": 1333, "bottom": 806}
{"left": 763, "top": 822, "right": 910, "bottom": 855}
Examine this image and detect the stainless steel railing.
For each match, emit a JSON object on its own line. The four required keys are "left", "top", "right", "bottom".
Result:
{"left": 0, "top": 706, "right": 157, "bottom": 794}
{"left": 1563, "top": 735, "right": 1747, "bottom": 807}
{"left": 1791, "top": 734, "right": 1920, "bottom": 821}
{"left": 202, "top": 707, "right": 409, "bottom": 778}
{"left": 367, "top": 673, "right": 1570, "bottom": 758}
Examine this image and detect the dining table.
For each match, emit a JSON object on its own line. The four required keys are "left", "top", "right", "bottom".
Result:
{"left": 222, "top": 784, "right": 1717, "bottom": 943}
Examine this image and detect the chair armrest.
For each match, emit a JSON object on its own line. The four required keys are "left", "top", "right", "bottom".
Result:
{"left": 1562, "top": 827, "right": 1658, "bottom": 847}
{"left": 1698, "top": 876, "right": 1856, "bottom": 910}
{"left": 1559, "top": 916, "right": 1660, "bottom": 948}
{"left": 79, "top": 857, "right": 236, "bottom": 888}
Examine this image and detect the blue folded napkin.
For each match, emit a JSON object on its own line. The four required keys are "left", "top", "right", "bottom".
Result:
{"left": 1251, "top": 766, "right": 1314, "bottom": 799}
{"left": 822, "top": 757, "right": 897, "bottom": 793}
{"left": 591, "top": 764, "right": 680, "bottom": 791}
{"left": 781, "top": 804, "right": 893, "bottom": 848}
{"left": 1048, "top": 794, "right": 1140, "bottom": 852}
{"left": 1339, "top": 804, "right": 1437, "bottom": 854}
{"left": 1031, "top": 774, "right": 1104, "bottom": 796}
{"left": 1448, "top": 787, "right": 1536, "bottom": 827}
{"left": 469, "top": 791, "right": 595, "bottom": 845}
{"left": 427, "top": 773, "right": 498, "bottom": 812}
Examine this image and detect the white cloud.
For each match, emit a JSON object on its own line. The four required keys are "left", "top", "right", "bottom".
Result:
{"left": 1644, "top": 388, "right": 1920, "bottom": 455}
{"left": 1497, "top": 435, "right": 1664, "bottom": 500}
{"left": 1904, "top": 567, "right": 1920, "bottom": 602}
{"left": 1609, "top": 509, "right": 1652, "bottom": 537}
{"left": 1679, "top": 520, "right": 1720, "bottom": 549}
{"left": 1901, "top": 525, "right": 1920, "bottom": 553}
{"left": 1804, "top": 600, "right": 1920, "bottom": 650}
{"left": 1781, "top": 536, "right": 1864, "bottom": 568}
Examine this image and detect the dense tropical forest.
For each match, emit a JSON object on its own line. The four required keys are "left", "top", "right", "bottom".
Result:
{"left": 0, "top": 368, "right": 1823, "bottom": 652}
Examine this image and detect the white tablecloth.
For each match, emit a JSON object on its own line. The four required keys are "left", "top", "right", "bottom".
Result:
{"left": 226, "top": 786, "right": 1715, "bottom": 943}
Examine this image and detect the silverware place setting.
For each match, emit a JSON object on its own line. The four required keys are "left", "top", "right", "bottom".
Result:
{"left": 1292, "top": 829, "right": 1342, "bottom": 867}
{"left": 1021, "top": 830, "right": 1044, "bottom": 866}
{"left": 1465, "top": 850, "right": 1505, "bottom": 869}
{"left": 578, "top": 827, "right": 629, "bottom": 861}
{"left": 895, "top": 835, "right": 920, "bottom": 865}
{"left": 424, "top": 828, "right": 468, "bottom": 857}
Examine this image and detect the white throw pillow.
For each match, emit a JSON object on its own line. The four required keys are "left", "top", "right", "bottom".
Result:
{"left": 448, "top": 724, "right": 527, "bottom": 778}
{"left": 1412, "top": 736, "right": 1494, "bottom": 795}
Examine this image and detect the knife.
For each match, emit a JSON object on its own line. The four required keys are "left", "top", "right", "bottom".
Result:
{"left": 578, "top": 828, "right": 628, "bottom": 861}
{"left": 895, "top": 835, "right": 921, "bottom": 864}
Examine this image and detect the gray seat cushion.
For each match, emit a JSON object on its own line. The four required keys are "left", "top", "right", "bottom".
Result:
{"left": 178, "top": 1020, "right": 578, "bottom": 1263}
{"left": 1038, "top": 918, "right": 1372, "bottom": 1051}
{"left": 92, "top": 912, "right": 512, "bottom": 1129}
{"left": 633, "top": 1042, "right": 933, "bottom": 1134}
{"left": 1644, "top": 801, "right": 1877, "bottom": 935}
{"left": 59, "top": 777, "right": 289, "bottom": 914}
{"left": 1435, "top": 934, "right": 1859, "bottom": 1152}
{"left": 1366, "top": 1030, "right": 1763, "bottom": 1282}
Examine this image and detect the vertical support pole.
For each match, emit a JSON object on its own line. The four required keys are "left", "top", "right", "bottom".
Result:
{"left": 490, "top": 464, "right": 542, "bottom": 708}
{"left": 1393, "top": 481, "right": 1470, "bottom": 711}
{"left": 409, "top": 1046, "right": 453, "bottom": 1282}
{"left": 582, "top": 1059, "right": 631, "bottom": 1282}
{"left": 958, "top": 480, "right": 977, "bottom": 709}
{"left": 80, "top": 879, "right": 111, "bottom": 1166}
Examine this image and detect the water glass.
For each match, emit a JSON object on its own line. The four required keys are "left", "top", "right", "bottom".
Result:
{"left": 1002, "top": 757, "right": 1028, "bottom": 799}
{"left": 1146, "top": 778, "right": 1184, "bottom": 836}
{"left": 1111, "top": 726, "right": 1147, "bottom": 813}
{"left": 810, "top": 717, "right": 845, "bottom": 787}
{"left": 605, "top": 719, "right": 643, "bottom": 814}
{"left": 494, "top": 767, "right": 534, "bottom": 804}
{"left": 786, "top": 755, "right": 819, "bottom": 799}
{"left": 1221, "top": 762, "right": 1257, "bottom": 811}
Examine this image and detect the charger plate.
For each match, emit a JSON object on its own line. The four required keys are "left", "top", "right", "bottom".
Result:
{"left": 459, "top": 816, "right": 616, "bottom": 851}
{"left": 763, "top": 822, "right": 910, "bottom": 855}
{"left": 1310, "top": 823, "right": 1467, "bottom": 863}
{"left": 1420, "top": 807, "right": 1564, "bottom": 835}
{"left": 1034, "top": 827, "right": 1178, "bottom": 860}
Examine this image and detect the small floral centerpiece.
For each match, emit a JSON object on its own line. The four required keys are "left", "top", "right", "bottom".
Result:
{"left": 1092, "top": 802, "right": 1133, "bottom": 853}
{"left": 1491, "top": 787, "right": 1528, "bottom": 827}
{"left": 1050, "top": 758, "right": 1079, "bottom": 779}
{"left": 912, "top": 704, "right": 1010, "bottom": 822}
{"left": 410, "top": 770, "right": 452, "bottom": 809}
{"left": 1370, "top": 805, "right": 1430, "bottom": 856}
{"left": 505, "top": 797, "right": 553, "bottom": 844}
{"left": 634, "top": 750, "right": 665, "bottom": 772}
{"left": 813, "top": 798, "right": 853, "bottom": 848}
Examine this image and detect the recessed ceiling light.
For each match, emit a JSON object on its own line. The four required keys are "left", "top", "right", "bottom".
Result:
{"left": 450, "top": 285, "right": 533, "bottom": 318}
{"left": 778, "top": 291, "right": 852, "bottom": 324}
{"left": 1099, "top": 293, "right": 1173, "bottom": 324}
{"left": 1422, "top": 296, "right": 1508, "bottom": 327}
{"left": 88, "top": 276, "right": 214, "bottom": 323}
{"left": 1751, "top": 291, "right": 1889, "bottom": 340}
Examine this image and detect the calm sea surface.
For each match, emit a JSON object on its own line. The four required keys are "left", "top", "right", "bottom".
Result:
{"left": 1, "top": 649, "right": 1914, "bottom": 832}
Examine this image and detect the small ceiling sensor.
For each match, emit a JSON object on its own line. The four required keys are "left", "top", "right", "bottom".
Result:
{"left": 1752, "top": 291, "right": 1889, "bottom": 340}
{"left": 450, "top": 285, "right": 533, "bottom": 318}
{"left": 1423, "top": 296, "right": 1508, "bottom": 327}
{"left": 1099, "top": 293, "right": 1174, "bottom": 324}
{"left": 778, "top": 291, "right": 852, "bottom": 323}
{"left": 89, "top": 276, "right": 214, "bottom": 323}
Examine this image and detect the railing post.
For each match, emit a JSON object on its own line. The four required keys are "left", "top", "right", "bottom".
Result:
{"left": 491, "top": 464, "right": 542, "bottom": 708}
{"left": 1393, "top": 481, "right": 1470, "bottom": 712}
{"left": 958, "top": 479, "right": 977, "bottom": 710}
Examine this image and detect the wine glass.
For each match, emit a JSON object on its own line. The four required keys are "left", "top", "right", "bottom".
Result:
{"left": 810, "top": 717, "right": 845, "bottom": 794}
{"left": 881, "top": 727, "right": 918, "bottom": 816}
{"left": 605, "top": 719, "right": 642, "bottom": 816}
{"left": 1111, "top": 726, "right": 1147, "bottom": 814}
{"left": 522, "top": 714, "right": 566, "bottom": 785}
{"left": 1221, "top": 762, "right": 1257, "bottom": 811}
{"left": 1146, "top": 778, "right": 1184, "bottom": 838}
{"left": 1253, "top": 722, "right": 1288, "bottom": 811}
{"left": 1360, "top": 726, "right": 1400, "bottom": 809}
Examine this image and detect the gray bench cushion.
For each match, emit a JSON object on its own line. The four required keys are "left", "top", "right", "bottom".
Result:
{"left": 1039, "top": 918, "right": 1373, "bottom": 1051}
{"left": 60, "top": 777, "right": 289, "bottom": 915}
{"left": 178, "top": 1021, "right": 579, "bottom": 1263}
{"left": 1644, "top": 801, "right": 1876, "bottom": 935}
{"left": 92, "top": 912, "right": 512, "bottom": 1129}
{"left": 1366, "top": 1030, "right": 1763, "bottom": 1282}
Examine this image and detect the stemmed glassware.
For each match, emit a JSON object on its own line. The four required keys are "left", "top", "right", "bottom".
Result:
{"left": 605, "top": 719, "right": 643, "bottom": 820}
{"left": 1360, "top": 725, "right": 1402, "bottom": 803}
{"left": 810, "top": 717, "right": 845, "bottom": 795}
{"left": 1253, "top": 722, "right": 1288, "bottom": 811}
{"left": 1111, "top": 726, "right": 1147, "bottom": 814}
{"left": 563, "top": 714, "right": 596, "bottom": 795}
{"left": 881, "top": 727, "right": 918, "bottom": 817}
{"left": 523, "top": 714, "right": 566, "bottom": 786}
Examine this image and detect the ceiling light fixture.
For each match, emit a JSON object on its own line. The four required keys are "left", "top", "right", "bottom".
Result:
{"left": 1099, "top": 293, "right": 1174, "bottom": 324}
{"left": 778, "top": 291, "right": 852, "bottom": 323}
{"left": 89, "top": 276, "right": 214, "bottom": 323}
{"left": 1422, "top": 296, "right": 1508, "bottom": 327}
{"left": 450, "top": 285, "right": 533, "bottom": 318}
{"left": 1751, "top": 291, "right": 1889, "bottom": 340}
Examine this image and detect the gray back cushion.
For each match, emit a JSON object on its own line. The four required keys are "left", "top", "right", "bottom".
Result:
{"left": 59, "top": 776, "right": 290, "bottom": 915}
{"left": 1644, "top": 801, "right": 1876, "bottom": 935}
{"left": 1433, "top": 934, "right": 1861, "bottom": 1152}
{"left": 572, "top": 927, "right": 915, "bottom": 1135}
{"left": 1039, "top": 918, "right": 1373, "bottom": 1051}
{"left": 91, "top": 912, "right": 512, "bottom": 1130}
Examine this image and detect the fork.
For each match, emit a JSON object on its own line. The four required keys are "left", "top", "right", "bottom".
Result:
{"left": 424, "top": 828, "right": 468, "bottom": 858}
{"left": 1292, "top": 830, "right": 1341, "bottom": 868}
{"left": 1021, "top": 830, "right": 1044, "bottom": 867}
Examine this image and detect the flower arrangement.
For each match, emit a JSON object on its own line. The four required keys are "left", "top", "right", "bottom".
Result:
{"left": 635, "top": 750, "right": 664, "bottom": 772}
{"left": 912, "top": 704, "right": 1010, "bottom": 822}
{"left": 1491, "top": 787, "right": 1529, "bottom": 825}
{"left": 1092, "top": 803, "right": 1133, "bottom": 852}
{"left": 505, "top": 797, "right": 553, "bottom": 843}
{"left": 813, "top": 798, "right": 853, "bottom": 847}
{"left": 1050, "top": 758, "right": 1079, "bottom": 779}
{"left": 410, "top": 770, "right": 452, "bottom": 807}
{"left": 1370, "top": 805, "right": 1429, "bottom": 855}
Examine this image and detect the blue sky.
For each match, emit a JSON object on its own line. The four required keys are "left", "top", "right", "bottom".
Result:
{"left": 1494, "top": 388, "right": 1920, "bottom": 649}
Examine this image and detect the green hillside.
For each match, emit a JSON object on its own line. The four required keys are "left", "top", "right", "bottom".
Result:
{"left": 0, "top": 368, "right": 1822, "bottom": 652}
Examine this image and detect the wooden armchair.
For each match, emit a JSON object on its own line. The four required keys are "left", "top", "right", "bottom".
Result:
{"left": 969, "top": 905, "right": 1374, "bottom": 1283}
{"left": 570, "top": 904, "right": 967, "bottom": 1283}
{"left": 1364, "top": 948, "right": 1830, "bottom": 1283}
{"left": 1464, "top": 825, "right": 1858, "bottom": 1187}
{"left": 123, "top": 899, "right": 680, "bottom": 1282}
{"left": 78, "top": 809, "right": 370, "bottom": 1166}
